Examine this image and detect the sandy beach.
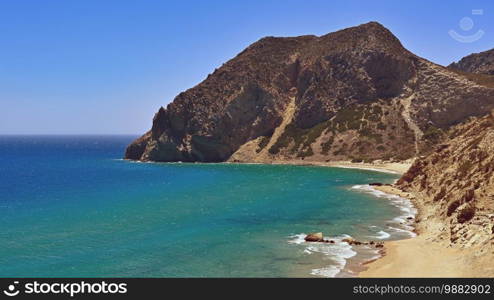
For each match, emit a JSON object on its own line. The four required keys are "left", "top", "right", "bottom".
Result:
{"left": 360, "top": 231, "right": 494, "bottom": 277}
{"left": 258, "top": 159, "right": 413, "bottom": 174}
{"left": 324, "top": 161, "right": 411, "bottom": 174}
{"left": 360, "top": 234, "right": 465, "bottom": 277}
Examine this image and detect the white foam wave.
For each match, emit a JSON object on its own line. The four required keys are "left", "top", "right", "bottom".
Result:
{"left": 375, "top": 230, "right": 391, "bottom": 239}
{"left": 387, "top": 226, "right": 417, "bottom": 238}
{"left": 288, "top": 233, "right": 307, "bottom": 245}
{"left": 289, "top": 185, "right": 416, "bottom": 278}
{"left": 310, "top": 265, "right": 342, "bottom": 277}
{"left": 350, "top": 184, "right": 417, "bottom": 238}
{"left": 288, "top": 234, "right": 357, "bottom": 277}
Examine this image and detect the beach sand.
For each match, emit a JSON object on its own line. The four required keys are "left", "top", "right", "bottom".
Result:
{"left": 360, "top": 232, "right": 494, "bottom": 277}
{"left": 263, "top": 159, "right": 412, "bottom": 174}
{"left": 360, "top": 234, "right": 463, "bottom": 277}
{"left": 325, "top": 161, "right": 411, "bottom": 174}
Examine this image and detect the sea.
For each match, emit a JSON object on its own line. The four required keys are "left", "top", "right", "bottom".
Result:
{"left": 0, "top": 135, "right": 416, "bottom": 277}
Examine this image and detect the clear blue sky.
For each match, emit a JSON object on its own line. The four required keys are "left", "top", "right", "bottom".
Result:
{"left": 1, "top": 0, "right": 494, "bottom": 134}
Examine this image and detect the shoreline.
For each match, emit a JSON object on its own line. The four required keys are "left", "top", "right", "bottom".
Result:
{"left": 257, "top": 159, "right": 431, "bottom": 278}
{"left": 267, "top": 160, "right": 475, "bottom": 278}
{"left": 322, "top": 161, "right": 411, "bottom": 175}
{"left": 346, "top": 184, "right": 418, "bottom": 278}
{"left": 357, "top": 185, "right": 421, "bottom": 277}
{"left": 280, "top": 160, "right": 416, "bottom": 278}
{"left": 227, "top": 159, "right": 413, "bottom": 175}
{"left": 301, "top": 161, "right": 493, "bottom": 278}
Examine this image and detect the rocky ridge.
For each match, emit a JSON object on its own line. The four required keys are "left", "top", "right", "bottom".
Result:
{"left": 449, "top": 48, "right": 494, "bottom": 75}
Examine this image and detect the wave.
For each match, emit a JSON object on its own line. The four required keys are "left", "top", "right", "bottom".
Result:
{"left": 288, "top": 234, "right": 357, "bottom": 277}
{"left": 387, "top": 225, "right": 417, "bottom": 238}
{"left": 375, "top": 230, "right": 391, "bottom": 239}
{"left": 350, "top": 184, "right": 417, "bottom": 238}
{"left": 287, "top": 184, "right": 416, "bottom": 278}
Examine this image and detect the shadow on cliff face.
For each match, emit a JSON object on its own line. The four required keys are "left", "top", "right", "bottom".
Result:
{"left": 128, "top": 83, "right": 283, "bottom": 162}
{"left": 293, "top": 51, "right": 416, "bottom": 129}
{"left": 364, "top": 52, "right": 416, "bottom": 99}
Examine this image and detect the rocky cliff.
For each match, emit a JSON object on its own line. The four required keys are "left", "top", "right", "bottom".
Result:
{"left": 126, "top": 22, "right": 494, "bottom": 163}
{"left": 397, "top": 112, "right": 494, "bottom": 248}
{"left": 449, "top": 48, "right": 494, "bottom": 75}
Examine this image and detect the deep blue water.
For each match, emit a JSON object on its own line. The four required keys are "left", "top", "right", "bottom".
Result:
{"left": 0, "top": 136, "right": 407, "bottom": 277}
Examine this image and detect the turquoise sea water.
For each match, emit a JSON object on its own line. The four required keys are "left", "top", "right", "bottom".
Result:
{"left": 0, "top": 136, "right": 414, "bottom": 277}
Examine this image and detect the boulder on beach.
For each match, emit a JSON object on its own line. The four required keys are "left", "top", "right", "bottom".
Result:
{"left": 304, "top": 232, "right": 324, "bottom": 242}
{"left": 375, "top": 242, "right": 384, "bottom": 248}
{"left": 342, "top": 237, "right": 356, "bottom": 244}
{"left": 342, "top": 237, "right": 367, "bottom": 245}
{"left": 369, "top": 182, "right": 383, "bottom": 186}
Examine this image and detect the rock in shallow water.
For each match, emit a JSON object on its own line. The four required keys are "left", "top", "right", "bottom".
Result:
{"left": 304, "top": 232, "right": 324, "bottom": 242}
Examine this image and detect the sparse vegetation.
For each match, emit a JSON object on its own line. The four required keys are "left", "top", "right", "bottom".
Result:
{"left": 422, "top": 125, "right": 443, "bottom": 143}
{"left": 268, "top": 120, "right": 332, "bottom": 157}
{"left": 332, "top": 105, "right": 366, "bottom": 131}
{"left": 321, "top": 135, "right": 334, "bottom": 155}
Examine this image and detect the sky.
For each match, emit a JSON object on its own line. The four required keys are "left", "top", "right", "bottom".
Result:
{"left": 1, "top": 0, "right": 494, "bottom": 134}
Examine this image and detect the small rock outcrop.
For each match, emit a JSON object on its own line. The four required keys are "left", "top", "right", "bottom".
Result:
{"left": 304, "top": 233, "right": 383, "bottom": 248}
{"left": 304, "top": 232, "right": 324, "bottom": 242}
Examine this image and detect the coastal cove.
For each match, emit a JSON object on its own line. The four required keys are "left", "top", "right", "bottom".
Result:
{"left": 5, "top": 1, "right": 494, "bottom": 283}
{"left": 0, "top": 135, "right": 416, "bottom": 277}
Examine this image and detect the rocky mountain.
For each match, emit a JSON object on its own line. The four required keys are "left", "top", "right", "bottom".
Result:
{"left": 398, "top": 112, "right": 494, "bottom": 248}
{"left": 449, "top": 48, "right": 494, "bottom": 75}
{"left": 125, "top": 22, "right": 494, "bottom": 163}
